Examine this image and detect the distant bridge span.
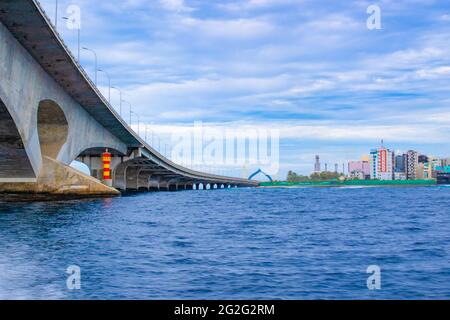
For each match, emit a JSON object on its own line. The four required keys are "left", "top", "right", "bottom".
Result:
{"left": 0, "top": 0, "right": 258, "bottom": 195}
{"left": 249, "top": 169, "right": 273, "bottom": 182}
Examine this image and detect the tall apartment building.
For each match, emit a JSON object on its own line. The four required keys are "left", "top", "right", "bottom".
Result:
{"left": 440, "top": 158, "right": 450, "bottom": 167}
{"left": 395, "top": 154, "right": 406, "bottom": 172}
{"left": 405, "top": 150, "right": 419, "bottom": 180}
{"left": 370, "top": 147, "right": 394, "bottom": 180}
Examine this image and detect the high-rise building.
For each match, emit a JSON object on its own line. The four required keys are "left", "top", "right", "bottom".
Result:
{"left": 370, "top": 146, "right": 394, "bottom": 180}
{"left": 395, "top": 154, "right": 405, "bottom": 173}
{"left": 430, "top": 157, "right": 440, "bottom": 178}
{"left": 405, "top": 150, "right": 419, "bottom": 180}
{"left": 441, "top": 158, "right": 450, "bottom": 167}
{"left": 417, "top": 163, "right": 425, "bottom": 179}
{"left": 314, "top": 155, "right": 321, "bottom": 173}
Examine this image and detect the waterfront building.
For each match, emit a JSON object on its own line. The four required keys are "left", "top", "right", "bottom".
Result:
{"left": 370, "top": 150, "right": 377, "bottom": 179}
{"left": 417, "top": 163, "right": 425, "bottom": 180}
{"left": 423, "top": 162, "right": 433, "bottom": 179}
{"left": 395, "top": 154, "right": 406, "bottom": 173}
{"left": 439, "top": 158, "right": 450, "bottom": 168}
{"left": 394, "top": 172, "right": 407, "bottom": 180}
{"left": 436, "top": 165, "right": 450, "bottom": 184}
{"left": 431, "top": 158, "right": 441, "bottom": 178}
{"left": 435, "top": 165, "right": 450, "bottom": 173}
{"left": 350, "top": 170, "right": 366, "bottom": 180}
{"left": 437, "top": 173, "right": 450, "bottom": 184}
{"left": 370, "top": 146, "right": 394, "bottom": 180}
{"left": 348, "top": 160, "right": 370, "bottom": 180}
{"left": 405, "top": 150, "right": 419, "bottom": 180}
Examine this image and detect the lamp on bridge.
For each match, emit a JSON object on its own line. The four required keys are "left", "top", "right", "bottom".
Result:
{"left": 62, "top": 16, "right": 81, "bottom": 62}
{"left": 98, "top": 69, "right": 111, "bottom": 103}
{"left": 112, "top": 86, "right": 123, "bottom": 116}
{"left": 83, "top": 47, "right": 98, "bottom": 85}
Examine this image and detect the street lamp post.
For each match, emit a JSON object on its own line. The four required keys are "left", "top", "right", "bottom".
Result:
{"left": 98, "top": 69, "right": 111, "bottom": 103}
{"left": 158, "top": 136, "right": 161, "bottom": 153}
{"left": 82, "top": 47, "right": 98, "bottom": 85}
{"left": 131, "top": 111, "right": 140, "bottom": 136}
{"left": 111, "top": 86, "right": 123, "bottom": 116}
{"left": 62, "top": 17, "right": 80, "bottom": 62}
{"left": 55, "top": 0, "right": 58, "bottom": 29}
{"left": 121, "top": 100, "right": 132, "bottom": 125}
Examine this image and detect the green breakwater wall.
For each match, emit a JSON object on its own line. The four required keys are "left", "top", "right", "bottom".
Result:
{"left": 259, "top": 179, "right": 437, "bottom": 188}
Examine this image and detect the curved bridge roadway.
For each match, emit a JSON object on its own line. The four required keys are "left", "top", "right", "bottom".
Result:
{"left": 0, "top": 0, "right": 258, "bottom": 193}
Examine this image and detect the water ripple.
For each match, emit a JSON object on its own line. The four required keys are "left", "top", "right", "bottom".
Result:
{"left": 0, "top": 187, "right": 449, "bottom": 299}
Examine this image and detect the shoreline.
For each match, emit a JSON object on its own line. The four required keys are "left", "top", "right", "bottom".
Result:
{"left": 259, "top": 180, "right": 439, "bottom": 188}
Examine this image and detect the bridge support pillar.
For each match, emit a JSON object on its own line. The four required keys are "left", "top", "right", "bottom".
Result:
{"left": 137, "top": 171, "right": 151, "bottom": 191}
{"left": 0, "top": 156, "right": 120, "bottom": 196}
{"left": 125, "top": 167, "right": 139, "bottom": 191}
{"left": 158, "top": 181, "right": 170, "bottom": 191}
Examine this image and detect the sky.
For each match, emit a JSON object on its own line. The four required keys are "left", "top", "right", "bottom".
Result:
{"left": 40, "top": 0, "right": 450, "bottom": 178}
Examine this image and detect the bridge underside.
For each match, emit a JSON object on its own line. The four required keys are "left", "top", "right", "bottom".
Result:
{"left": 113, "top": 157, "right": 242, "bottom": 192}
{"left": 0, "top": 99, "right": 35, "bottom": 182}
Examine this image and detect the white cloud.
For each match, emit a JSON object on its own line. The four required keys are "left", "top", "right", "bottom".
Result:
{"left": 416, "top": 66, "right": 450, "bottom": 78}
{"left": 140, "top": 119, "right": 450, "bottom": 145}
{"left": 177, "top": 17, "right": 276, "bottom": 39}
{"left": 159, "top": 0, "right": 193, "bottom": 12}
{"left": 219, "top": 0, "right": 298, "bottom": 12}
{"left": 439, "top": 14, "right": 450, "bottom": 21}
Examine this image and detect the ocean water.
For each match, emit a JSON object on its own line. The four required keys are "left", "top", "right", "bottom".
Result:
{"left": 0, "top": 187, "right": 449, "bottom": 300}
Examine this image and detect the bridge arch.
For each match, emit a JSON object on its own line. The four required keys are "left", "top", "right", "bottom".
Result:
{"left": 249, "top": 169, "right": 273, "bottom": 182}
{"left": 0, "top": 96, "right": 36, "bottom": 181}
{"left": 76, "top": 147, "right": 125, "bottom": 180}
{"left": 69, "top": 160, "right": 91, "bottom": 176}
{"left": 37, "top": 99, "right": 68, "bottom": 160}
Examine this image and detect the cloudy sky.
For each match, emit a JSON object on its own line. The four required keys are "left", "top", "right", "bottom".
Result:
{"left": 40, "top": 0, "right": 450, "bottom": 177}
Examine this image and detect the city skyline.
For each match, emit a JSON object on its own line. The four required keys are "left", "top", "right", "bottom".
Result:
{"left": 305, "top": 142, "right": 450, "bottom": 183}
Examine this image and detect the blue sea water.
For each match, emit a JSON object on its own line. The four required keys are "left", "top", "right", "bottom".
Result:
{"left": 0, "top": 187, "right": 449, "bottom": 300}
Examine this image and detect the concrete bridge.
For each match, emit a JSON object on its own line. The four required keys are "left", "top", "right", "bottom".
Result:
{"left": 0, "top": 0, "right": 258, "bottom": 196}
